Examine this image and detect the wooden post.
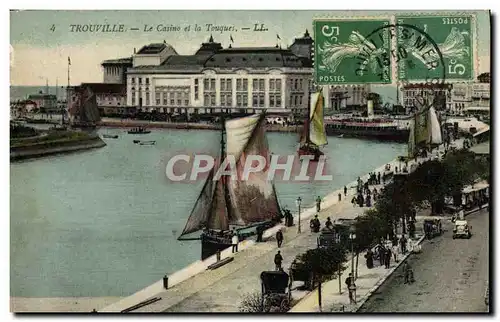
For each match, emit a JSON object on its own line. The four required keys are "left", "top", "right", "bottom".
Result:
{"left": 355, "top": 252, "right": 359, "bottom": 280}
{"left": 318, "top": 279, "right": 322, "bottom": 312}
{"left": 338, "top": 263, "right": 342, "bottom": 294}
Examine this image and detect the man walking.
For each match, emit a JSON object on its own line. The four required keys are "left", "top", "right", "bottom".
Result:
{"left": 344, "top": 186, "right": 348, "bottom": 196}
{"left": 400, "top": 235, "right": 408, "bottom": 254}
{"left": 345, "top": 273, "right": 356, "bottom": 304}
{"left": 384, "top": 246, "right": 392, "bottom": 269}
{"left": 276, "top": 229, "right": 284, "bottom": 248}
{"left": 316, "top": 196, "right": 322, "bottom": 212}
{"left": 231, "top": 231, "right": 239, "bottom": 253}
{"left": 274, "top": 250, "right": 283, "bottom": 271}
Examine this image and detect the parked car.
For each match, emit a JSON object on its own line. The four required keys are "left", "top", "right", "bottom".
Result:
{"left": 453, "top": 220, "right": 472, "bottom": 239}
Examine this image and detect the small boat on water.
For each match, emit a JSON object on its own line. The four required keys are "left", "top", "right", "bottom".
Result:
{"left": 103, "top": 134, "right": 119, "bottom": 139}
{"left": 128, "top": 127, "right": 151, "bottom": 134}
{"left": 133, "top": 140, "right": 141, "bottom": 144}
{"left": 139, "top": 141, "right": 156, "bottom": 145}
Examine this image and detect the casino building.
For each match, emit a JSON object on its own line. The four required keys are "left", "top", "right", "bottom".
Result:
{"left": 124, "top": 33, "right": 315, "bottom": 115}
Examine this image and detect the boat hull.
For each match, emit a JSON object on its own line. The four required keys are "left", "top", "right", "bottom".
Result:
{"left": 298, "top": 145, "right": 323, "bottom": 162}
{"left": 128, "top": 131, "right": 151, "bottom": 134}
{"left": 201, "top": 234, "right": 233, "bottom": 261}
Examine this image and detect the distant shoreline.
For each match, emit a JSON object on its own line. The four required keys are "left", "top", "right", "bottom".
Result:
{"left": 99, "top": 118, "right": 302, "bottom": 133}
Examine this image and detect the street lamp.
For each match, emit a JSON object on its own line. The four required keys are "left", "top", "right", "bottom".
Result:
{"left": 349, "top": 227, "right": 356, "bottom": 280}
{"left": 296, "top": 196, "right": 302, "bottom": 233}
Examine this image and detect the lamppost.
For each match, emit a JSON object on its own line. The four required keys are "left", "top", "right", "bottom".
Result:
{"left": 296, "top": 196, "right": 302, "bottom": 234}
{"left": 349, "top": 227, "right": 356, "bottom": 280}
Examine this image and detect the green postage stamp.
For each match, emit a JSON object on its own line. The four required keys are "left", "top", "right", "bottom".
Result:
{"left": 396, "top": 15, "right": 475, "bottom": 81}
{"left": 314, "top": 19, "right": 391, "bottom": 85}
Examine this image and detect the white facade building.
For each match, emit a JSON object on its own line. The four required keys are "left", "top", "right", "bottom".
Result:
{"left": 125, "top": 34, "right": 315, "bottom": 114}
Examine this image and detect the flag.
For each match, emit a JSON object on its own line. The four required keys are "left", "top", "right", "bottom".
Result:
{"left": 277, "top": 34, "right": 281, "bottom": 40}
{"left": 68, "top": 57, "right": 71, "bottom": 65}
{"left": 230, "top": 35, "right": 234, "bottom": 43}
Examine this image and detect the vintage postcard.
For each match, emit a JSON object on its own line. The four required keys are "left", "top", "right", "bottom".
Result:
{"left": 9, "top": 9, "right": 491, "bottom": 313}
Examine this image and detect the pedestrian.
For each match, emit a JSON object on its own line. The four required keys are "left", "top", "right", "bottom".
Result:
{"left": 377, "top": 172, "right": 381, "bottom": 185}
{"left": 311, "top": 215, "right": 321, "bottom": 233}
{"left": 351, "top": 196, "right": 357, "bottom": 207}
{"left": 338, "top": 193, "right": 341, "bottom": 201}
{"left": 231, "top": 231, "right": 239, "bottom": 253}
{"left": 274, "top": 250, "right": 283, "bottom": 271}
{"left": 384, "top": 247, "right": 392, "bottom": 269}
{"left": 400, "top": 235, "right": 407, "bottom": 254}
{"left": 325, "top": 217, "right": 333, "bottom": 230}
{"left": 316, "top": 196, "right": 322, "bottom": 212}
{"left": 256, "top": 225, "right": 263, "bottom": 242}
{"left": 344, "top": 185, "right": 347, "bottom": 196}
{"left": 276, "top": 229, "right": 283, "bottom": 248}
{"left": 403, "top": 262, "right": 414, "bottom": 284}
{"left": 392, "top": 239, "right": 399, "bottom": 263}
{"left": 378, "top": 245, "right": 385, "bottom": 266}
{"left": 345, "top": 273, "right": 356, "bottom": 303}
{"left": 365, "top": 249, "right": 374, "bottom": 269}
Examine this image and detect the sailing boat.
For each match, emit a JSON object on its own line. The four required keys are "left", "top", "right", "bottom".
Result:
{"left": 68, "top": 86, "right": 101, "bottom": 129}
{"left": 178, "top": 113, "right": 283, "bottom": 260}
{"left": 408, "top": 104, "right": 442, "bottom": 158}
{"left": 298, "top": 90, "right": 328, "bottom": 162}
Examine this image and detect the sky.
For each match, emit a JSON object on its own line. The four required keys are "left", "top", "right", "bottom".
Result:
{"left": 9, "top": 10, "right": 491, "bottom": 86}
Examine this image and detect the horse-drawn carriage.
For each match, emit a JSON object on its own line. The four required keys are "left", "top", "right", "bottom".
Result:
{"left": 260, "top": 271, "right": 291, "bottom": 312}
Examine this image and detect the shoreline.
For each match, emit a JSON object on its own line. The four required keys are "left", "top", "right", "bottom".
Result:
{"left": 99, "top": 118, "right": 301, "bottom": 133}
{"left": 10, "top": 135, "right": 106, "bottom": 161}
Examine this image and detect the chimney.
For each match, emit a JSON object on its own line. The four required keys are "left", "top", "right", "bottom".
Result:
{"left": 133, "top": 47, "right": 136, "bottom": 54}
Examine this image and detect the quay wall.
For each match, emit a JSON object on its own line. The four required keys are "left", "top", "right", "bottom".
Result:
{"left": 99, "top": 119, "right": 301, "bottom": 133}
{"left": 10, "top": 136, "right": 106, "bottom": 161}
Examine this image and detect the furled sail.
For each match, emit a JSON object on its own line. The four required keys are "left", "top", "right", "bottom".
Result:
{"left": 80, "top": 87, "right": 101, "bottom": 123}
{"left": 300, "top": 91, "right": 327, "bottom": 147}
{"left": 428, "top": 107, "right": 443, "bottom": 145}
{"left": 414, "top": 108, "right": 430, "bottom": 145}
{"left": 309, "top": 91, "right": 328, "bottom": 146}
{"left": 225, "top": 114, "right": 282, "bottom": 226}
{"left": 178, "top": 169, "right": 215, "bottom": 239}
{"left": 69, "top": 86, "right": 101, "bottom": 124}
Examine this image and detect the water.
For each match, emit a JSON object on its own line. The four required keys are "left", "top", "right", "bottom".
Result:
{"left": 10, "top": 128, "right": 406, "bottom": 297}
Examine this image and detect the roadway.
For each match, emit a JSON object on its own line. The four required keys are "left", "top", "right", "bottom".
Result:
{"left": 359, "top": 209, "right": 490, "bottom": 313}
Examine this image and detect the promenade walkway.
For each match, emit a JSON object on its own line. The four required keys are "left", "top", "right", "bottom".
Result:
{"left": 100, "top": 143, "right": 459, "bottom": 313}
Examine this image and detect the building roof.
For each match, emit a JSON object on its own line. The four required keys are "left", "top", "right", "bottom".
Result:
{"left": 137, "top": 43, "right": 168, "bottom": 54}
{"left": 204, "top": 47, "right": 308, "bottom": 68}
{"left": 127, "top": 34, "right": 313, "bottom": 73}
{"left": 77, "top": 83, "right": 126, "bottom": 94}
{"left": 102, "top": 57, "right": 133, "bottom": 65}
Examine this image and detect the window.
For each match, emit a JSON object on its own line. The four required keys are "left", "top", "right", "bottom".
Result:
{"left": 194, "top": 79, "right": 199, "bottom": 100}
{"left": 155, "top": 92, "right": 161, "bottom": 105}
{"left": 131, "top": 78, "right": 135, "bottom": 84}
{"left": 251, "top": 78, "right": 265, "bottom": 107}
{"left": 139, "top": 78, "right": 142, "bottom": 84}
{"left": 268, "top": 78, "right": 282, "bottom": 107}
{"left": 131, "top": 94, "right": 136, "bottom": 106}
{"left": 203, "top": 78, "right": 217, "bottom": 107}
{"left": 145, "top": 93, "right": 150, "bottom": 106}
{"left": 146, "top": 78, "right": 150, "bottom": 85}
{"left": 220, "top": 78, "right": 232, "bottom": 107}
{"left": 162, "top": 92, "right": 167, "bottom": 105}
{"left": 170, "top": 93, "right": 175, "bottom": 106}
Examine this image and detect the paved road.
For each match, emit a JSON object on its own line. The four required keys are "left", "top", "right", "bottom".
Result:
{"left": 359, "top": 209, "right": 490, "bottom": 313}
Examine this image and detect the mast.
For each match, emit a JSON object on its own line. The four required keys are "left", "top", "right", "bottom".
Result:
{"left": 220, "top": 114, "right": 233, "bottom": 225}
{"left": 305, "top": 88, "right": 312, "bottom": 145}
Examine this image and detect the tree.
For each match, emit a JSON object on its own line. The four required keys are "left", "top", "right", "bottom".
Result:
{"left": 238, "top": 292, "right": 291, "bottom": 313}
